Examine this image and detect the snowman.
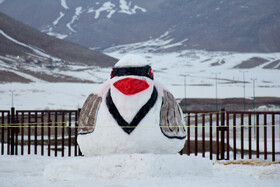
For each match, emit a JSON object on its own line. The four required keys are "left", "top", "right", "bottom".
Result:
{"left": 77, "top": 54, "right": 186, "bottom": 156}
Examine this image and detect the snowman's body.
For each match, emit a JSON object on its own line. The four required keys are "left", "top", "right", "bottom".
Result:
{"left": 77, "top": 55, "right": 186, "bottom": 156}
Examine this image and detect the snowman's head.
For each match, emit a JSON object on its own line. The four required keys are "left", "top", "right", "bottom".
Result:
{"left": 110, "top": 54, "right": 154, "bottom": 96}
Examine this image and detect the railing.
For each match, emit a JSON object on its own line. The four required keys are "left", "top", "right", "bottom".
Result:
{"left": 181, "top": 109, "right": 280, "bottom": 161}
{"left": 0, "top": 108, "right": 81, "bottom": 157}
{"left": 1, "top": 108, "right": 279, "bottom": 161}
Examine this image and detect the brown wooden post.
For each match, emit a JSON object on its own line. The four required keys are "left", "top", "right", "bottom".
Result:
{"left": 34, "top": 111, "right": 38, "bottom": 155}
{"left": 241, "top": 113, "right": 244, "bottom": 159}
{"left": 233, "top": 113, "right": 236, "bottom": 160}
{"left": 187, "top": 112, "right": 190, "bottom": 155}
{"left": 76, "top": 109, "right": 83, "bottom": 156}
{"left": 21, "top": 112, "right": 24, "bottom": 155}
{"left": 248, "top": 113, "right": 252, "bottom": 159}
{"left": 10, "top": 107, "right": 15, "bottom": 155}
{"left": 54, "top": 111, "right": 58, "bottom": 157}
{"left": 209, "top": 113, "right": 213, "bottom": 160}
{"left": 7, "top": 111, "right": 10, "bottom": 155}
{"left": 62, "top": 111, "right": 65, "bottom": 157}
{"left": 256, "top": 113, "right": 259, "bottom": 158}
{"left": 216, "top": 112, "right": 219, "bottom": 160}
{"left": 226, "top": 111, "right": 230, "bottom": 160}
{"left": 1, "top": 111, "right": 5, "bottom": 155}
{"left": 202, "top": 113, "right": 205, "bottom": 157}
{"left": 264, "top": 114, "right": 267, "bottom": 160}
{"left": 194, "top": 113, "right": 198, "bottom": 156}
{"left": 48, "top": 112, "right": 51, "bottom": 156}
{"left": 75, "top": 110, "right": 79, "bottom": 156}
{"left": 28, "top": 111, "right": 31, "bottom": 154}
{"left": 41, "top": 111, "right": 44, "bottom": 156}
{"left": 220, "top": 108, "right": 225, "bottom": 160}
{"left": 68, "top": 112, "right": 72, "bottom": 156}
{"left": 15, "top": 111, "right": 19, "bottom": 155}
{"left": 272, "top": 114, "right": 275, "bottom": 161}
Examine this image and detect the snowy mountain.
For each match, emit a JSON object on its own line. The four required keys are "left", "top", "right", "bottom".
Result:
{"left": 0, "top": 12, "right": 117, "bottom": 83}
{"left": 0, "top": 0, "right": 279, "bottom": 52}
{"left": 0, "top": 3, "right": 280, "bottom": 110}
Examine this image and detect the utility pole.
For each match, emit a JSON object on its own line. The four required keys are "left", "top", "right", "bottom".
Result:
{"left": 184, "top": 75, "right": 187, "bottom": 111}
{"left": 251, "top": 78, "right": 257, "bottom": 110}
{"left": 212, "top": 73, "right": 220, "bottom": 111}
{"left": 240, "top": 71, "right": 248, "bottom": 111}
{"left": 251, "top": 78, "right": 257, "bottom": 138}
{"left": 9, "top": 90, "right": 15, "bottom": 107}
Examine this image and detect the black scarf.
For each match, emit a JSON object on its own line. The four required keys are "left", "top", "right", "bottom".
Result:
{"left": 106, "top": 86, "right": 158, "bottom": 134}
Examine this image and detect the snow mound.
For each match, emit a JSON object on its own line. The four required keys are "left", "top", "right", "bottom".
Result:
{"left": 44, "top": 154, "right": 212, "bottom": 181}
{"left": 114, "top": 54, "right": 151, "bottom": 67}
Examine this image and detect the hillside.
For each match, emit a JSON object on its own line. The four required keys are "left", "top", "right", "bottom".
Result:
{"left": 0, "top": 12, "right": 117, "bottom": 66}
{"left": 0, "top": 12, "right": 117, "bottom": 83}
{"left": 0, "top": 0, "right": 279, "bottom": 52}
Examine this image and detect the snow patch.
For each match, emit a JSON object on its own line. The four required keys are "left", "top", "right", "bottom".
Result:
{"left": 119, "top": 0, "right": 146, "bottom": 14}
{"left": 94, "top": 2, "right": 116, "bottom": 19}
{"left": 1, "top": 155, "right": 280, "bottom": 186}
{"left": 46, "top": 32, "right": 68, "bottom": 39}
{"left": 0, "top": 29, "right": 60, "bottom": 60}
{"left": 44, "top": 12, "right": 68, "bottom": 39}
{"left": 60, "top": 0, "right": 69, "bottom": 9}
{"left": 104, "top": 29, "right": 187, "bottom": 53}
{"left": 53, "top": 12, "right": 65, "bottom": 25}
{"left": 88, "top": 0, "right": 146, "bottom": 19}
{"left": 1, "top": 50, "right": 280, "bottom": 110}
{"left": 0, "top": 68, "right": 46, "bottom": 83}
{"left": 114, "top": 54, "right": 150, "bottom": 67}
{"left": 66, "top": 6, "right": 83, "bottom": 33}
{"left": 44, "top": 154, "right": 211, "bottom": 181}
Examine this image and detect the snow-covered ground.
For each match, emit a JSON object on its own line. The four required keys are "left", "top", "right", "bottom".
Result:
{"left": 0, "top": 154, "right": 279, "bottom": 187}
{"left": 1, "top": 50, "right": 280, "bottom": 110}
{"left": 1, "top": 50, "right": 280, "bottom": 186}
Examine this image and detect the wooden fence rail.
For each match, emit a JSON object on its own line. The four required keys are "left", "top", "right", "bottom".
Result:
{"left": 1, "top": 107, "right": 279, "bottom": 161}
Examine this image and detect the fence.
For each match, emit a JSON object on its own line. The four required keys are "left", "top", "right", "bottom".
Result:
{"left": 181, "top": 109, "right": 280, "bottom": 161}
{"left": 1, "top": 107, "right": 279, "bottom": 161}
{"left": 0, "top": 108, "right": 81, "bottom": 157}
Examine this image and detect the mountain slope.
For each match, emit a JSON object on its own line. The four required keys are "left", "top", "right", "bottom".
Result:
{"left": 0, "top": 0, "right": 279, "bottom": 52}
{"left": 0, "top": 12, "right": 117, "bottom": 66}
{"left": 0, "top": 12, "right": 117, "bottom": 83}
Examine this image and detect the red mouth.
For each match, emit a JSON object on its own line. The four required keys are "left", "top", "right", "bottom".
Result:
{"left": 113, "top": 78, "right": 149, "bottom": 95}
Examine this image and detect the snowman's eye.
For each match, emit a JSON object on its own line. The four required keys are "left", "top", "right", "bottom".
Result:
{"left": 148, "top": 68, "right": 153, "bottom": 78}
{"left": 110, "top": 70, "right": 114, "bottom": 78}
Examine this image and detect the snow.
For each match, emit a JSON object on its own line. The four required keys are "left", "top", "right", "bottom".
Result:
{"left": 94, "top": 2, "right": 116, "bottom": 19}
{"left": 46, "top": 31, "right": 68, "bottom": 39}
{"left": 0, "top": 154, "right": 279, "bottom": 187}
{"left": 66, "top": 6, "right": 83, "bottom": 33}
{"left": 1, "top": 50, "right": 280, "bottom": 110}
{"left": 104, "top": 30, "right": 187, "bottom": 53}
{"left": 89, "top": 0, "right": 146, "bottom": 19}
{"left": 61, "top": 0, "right": 69, "bottom": 10}
{"left": 114, "top": 54, "right": 150, "bottom": 67}
{"left": 44, "top": 12, "right": 68, "bottom": 39}
{"left": 53, "top": 12, "right": 65, "bottom": 26}
{"left": 0, "top": 29, "right": 60, "bottom": 61}
{"left": 119, "top": 0, "right": 146, "bottom": 14}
